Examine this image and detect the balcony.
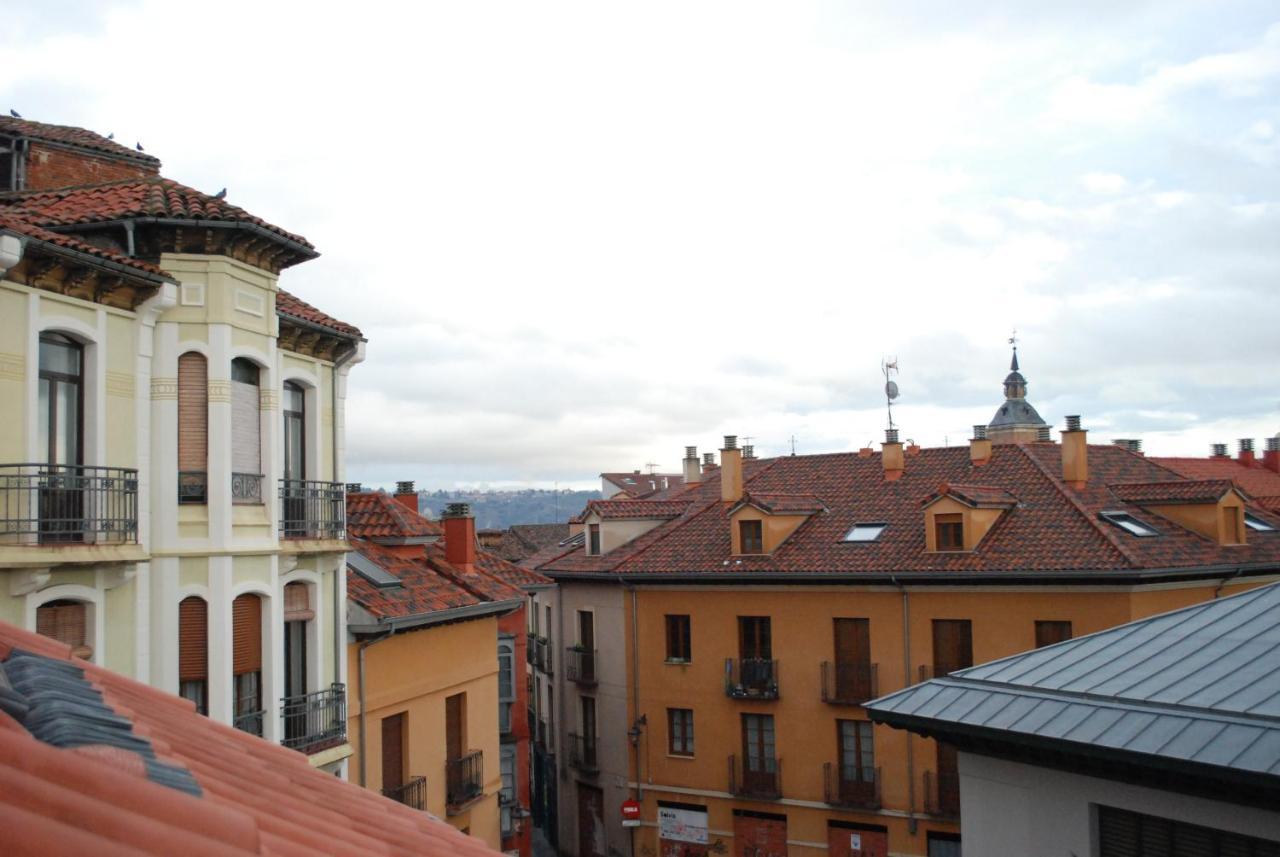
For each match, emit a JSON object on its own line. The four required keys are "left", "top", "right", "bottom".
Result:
{"left": 280, "top": 683, "right": 347, "bottom": 753}
{"left": 446, "top": 749, "right": 484, "bottom": 813}
{"left": 383, "top": 775, "right": 427, "bottom": 811}
{"left": 0, "top": 464, "right": 138, "bottom": 545}
{"left": 821, "top": 662, "right": 878, "bottom": 705}
{"left": 725, "top": 658, "right": 779, "bottom": 700}
{"left": 233, "top": 708, "right": 265, "bottom": 737}
{"left": 823, "top": 762, "right": 881, "bottom": 809}
{"left": 535, "top": 637, "right": 553, "bottom": 675}
{"left": 728, "top": 754, "right": 781, "bottom": 800}
{"left": 567, "top": 732, "right": 598, "bottom": 773}
{"left": 279, "top": 479, "right": 345, "bottom": 539}
{"left": 923, "top": 769, "right": 960, "bottom": 818}
{"left": 232, "top": 472, "right": 264, "bottom": 505}
{"left": 565, "top": 647, "right": 596, "bottom": 685}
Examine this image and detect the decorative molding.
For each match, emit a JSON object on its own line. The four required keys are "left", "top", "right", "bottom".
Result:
{"left": 179, "top": 283, "right": 205, "bottom": 307}
{"left": 106, "top": 370, "right": 136, "bottom": 398}
{"left": 9, "top": 568, "right": 51, "bottom": 597}
{"left": 259, "top": 389, "right": 278, "bottom": 411}
{"left": 0, "top": 351, "right": 23, "bottom": 382}
{"left": 151, "top": 376, "right": 177, "bottom": 400}
{"left": 234, "top": 289, "right": 265, "bottom": 318}
{"left": 207, "top": 380, "right": 232, "bottom": 403}
{"left": 101, "top": 564, "right": 136, "bottom": 591}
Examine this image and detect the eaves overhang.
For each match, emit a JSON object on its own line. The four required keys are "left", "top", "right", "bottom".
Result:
{"left": 348, "top": 597, "right": 523, "bottom": 635}
{"left": 1, "top": 226, "right": 176, "bottom": 287}
{"left": 47, "top": 216, "right": 318, "bottom": 264}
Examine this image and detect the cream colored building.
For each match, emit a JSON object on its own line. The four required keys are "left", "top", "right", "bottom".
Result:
{"left": 0, "top": 116, "right": 361, "bottom": 773}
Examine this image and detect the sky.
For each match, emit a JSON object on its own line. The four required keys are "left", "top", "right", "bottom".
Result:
{"left": 3, "top": 1, "right": 1279, "bottom": 490}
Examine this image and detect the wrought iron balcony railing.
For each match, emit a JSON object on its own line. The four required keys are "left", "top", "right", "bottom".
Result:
{"left": 565, "top": 648, "right": 596, "bottom": 685}
{"left": 446, "top": 749, "right": 484, "bottom": 812}
{"left": 725, "top": 658, "right": 779, "bottom": 700}
{"left": 567, "top": 732, "right": 598, "bottom": 772}
{"left": 178, "top": 470, "right": 207, "bottom": 504}
{"left": 820, "top": 662, "right": 878, "bottom": 705}
{"left": 383, "top": 775, "right": 427, "bottom": 810}
{"left": 823, "top": 762, "right": 881, "bottom": 809}
{"left": 923, "top": 769, "right": 960, "bottom": 818}
{"left": 279, "top": 479, "right": 345, "bottom": 539}
{"left": 232, "top": 472, "right": 264, "bottom": 505}
{"left": 728, "top": 754, "right": 782, "bottom": 800}
{"left": 0, "top": 464, "right": 138, "bottom": 545}
{"left": 280, "top": 683, "right": 347, "bottom": 752}
{"left": 233, "top": 707, "right": 265, "bottom": 737}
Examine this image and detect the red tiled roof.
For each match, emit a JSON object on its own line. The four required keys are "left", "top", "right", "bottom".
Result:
{"left": 0, "top": 116, "right": 160, "bottom": 166}
{"left": 346, "top": 492, "right": 441, "bottom": 540}
{"left": 276, "top": 289, "right": 363, "bottom": 339}
{"left": 486, "top": 524, "right": 570, "bottom": 563}
{"left": 1156, "top": 456, "right": 1280, "bottom": 512}
{"left": 583, "top": 499, "right": 692, "bottom": 520}
{"left": 0, "top": 622, "right": 502, "bottom": 857}
{"left": 732, "top": 492, "right": 827, "bottom": 515}
{"left": 534, "top": 445, "right": 1280, "bottom": 578}
{"left": 601, "top": 472, "right": 684, "bottom": 499}
{"left": 3, "top": 177, "right": 314, "bottom": 251}
{"left": 923, "top": 483, "right": 1018, "bottom": 509}
{"left": 1110, "top": 479, "right": 1239, "bottom": 505}
{"left": 0, "top": 213, "right": 173, "bottom": 280}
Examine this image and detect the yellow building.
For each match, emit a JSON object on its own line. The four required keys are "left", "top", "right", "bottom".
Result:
{"left": 0, "top": 116, "right": 360, "bottom": 773}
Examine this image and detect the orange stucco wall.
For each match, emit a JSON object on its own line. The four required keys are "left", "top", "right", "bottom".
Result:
{"left": 623, "top": 576, "right": 1274, "bottom": 857}
{"left": 347, "top": 616, "right": 502, "bottom": 849}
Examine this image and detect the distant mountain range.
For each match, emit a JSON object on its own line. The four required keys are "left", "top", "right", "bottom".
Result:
{"left": 417, "top": 489, "right": 601, "bottom": 530}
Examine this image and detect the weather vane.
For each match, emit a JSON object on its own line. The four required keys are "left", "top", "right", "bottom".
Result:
{"left": 882, "top": 357, "right": 900, "bottom": 431}
{"left": 1009, "top": 328, "right": 1018, "bottom": 349}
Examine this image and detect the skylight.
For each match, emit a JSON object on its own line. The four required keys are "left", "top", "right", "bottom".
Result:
{"left": 559, "top": 531, "right": 586, "bottom": 547}
{"left": 1245, "top": 514, "right": 1276, "bottom": 533}
{"left": 843, "top": 522, "right": 888, "bottom": 543}
{"left": 348, "top": 551, "right": 402, "bottom": 589}
{"left": 1098, "top": 511, "right": 1159, "bottom": 537}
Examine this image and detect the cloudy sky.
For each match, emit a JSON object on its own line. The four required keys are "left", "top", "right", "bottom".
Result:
{"left": 4, "top": 2, "right": 1279, "bottom": 489}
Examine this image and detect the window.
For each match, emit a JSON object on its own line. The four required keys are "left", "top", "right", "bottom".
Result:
{"left": 446, "top": 692, "right": 466, "bottom": 762}
{"left": 588, "top": 523, "right": 600, "bottom": 555}
{"left": 230, "top": 358, "right": 262, "bottom": 504}
{"left": 498, "top": 638, "right": 515, "bottom": 734}
{"left": 935, "top": 513, "right": 964, "bottom": 551}
{"left": 1245, "top": 513, "right": 1275, "bottom": 532}
{"left": 668, "top": 708, "right": 694, "bottom": 756}
{"left": 926, "top": 832, "right": 961, "bottom": 857}
{"left": 739, "top": 616, "right": 772, "bottom": 660}
{"left": 832, "top": 618, "right": 873, "bottom": 702}
{"left": 36, "top": 599, "right": 91, "bottom": 660}
{"left": 739, "top": 519, "right": 764, "bottom": 554}
{"left": 931, "top": 619, "right": 972, "bottom": 676}
{"left": 232, "top": 593, "right": 263, "bottom": 735}
{"left": 500, "top": 745, "right": 517, "bottom": 835}
{"left": 1099, "top": 510, "right": 1159, "bottom": 537}
{"left": 1034, "top": 620, "right": 1072, "bottom": 648}
{"left": 837, "top": 720, "right": 875, "bottom": 796}
{"left": 740, "top": 714, "right": 777, "bottom": 788}
{"left": 843, "top": 522, "right": 887, "bottom": 542}
{"left": 177, "top": 352, "right": 208, "bottom": 504}
{"left": 665, "top": 614, "right": 691, "bottom": 662}
{"left": 381, "top": 712, "right": 406, "bottom": 793}
{"left": 1097, "top": 805, "right": 1280, "bottom": 856}
{"left": 38, "top": 334, "right": 84, "bottom": 542}
{"left": 178, "top": 596, "right": 208, "bottom": 715}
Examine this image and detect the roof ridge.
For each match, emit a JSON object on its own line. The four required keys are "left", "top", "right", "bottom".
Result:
{"left": 1016, "top": 444, "right": 1142, "bottom": 568}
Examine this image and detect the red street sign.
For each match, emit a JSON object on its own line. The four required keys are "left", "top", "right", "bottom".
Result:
{"left": 621, "top": 799, "right": 641, "bottom": 821}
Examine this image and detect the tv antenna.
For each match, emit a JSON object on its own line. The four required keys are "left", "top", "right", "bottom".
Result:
{"left": 882, "top": 357, "right": 900, "bottom": 431}
{"left": 644, "top": 462, "right": 660, "bottom": 474}
{"left": 789, "top": 435, "right": 798, "bottom": 456}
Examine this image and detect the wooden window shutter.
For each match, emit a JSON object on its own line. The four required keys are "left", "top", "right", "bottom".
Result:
{"left": 179, "top": 596, "right": 208, "bottom": 681}
{"left": 36, "top": 601, "right": 88, "bottom": 658}
{"left": 232, "top": 594, "right": 262, "bottom": 675}
{"left": 283, "top": 582, "right": 314, "bottom": 622}
{"left": 381, "top": 713, "right": 405, "bottom": 792}
{"left": 177, "top": 352, "right": 208, "bottom": 472}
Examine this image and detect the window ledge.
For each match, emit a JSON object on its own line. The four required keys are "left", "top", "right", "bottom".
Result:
{"left": 664, "top": 658, "right": 691, "bottom": 666}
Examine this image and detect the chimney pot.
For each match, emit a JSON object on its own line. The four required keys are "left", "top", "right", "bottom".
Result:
{"left": 1129, "top": 439, "right": 1142, "bottom": 454}
{"left": 345, "top": 482, "right": 363, "bottom": 494}
{"left": 442, "top": 504, "right": 477, "bottom": 571}
{"left": 393, "top": 481, "right": 419, "bottom": 512}
{"left": 703, "top": 452, "right": 715, "bottom": 466}
{"left": 1268, "top": 437, "right": 1280, "bottom": 452}
{"left": 1212, "top": 443, "right": 1229, "bottom": 458}
{"left": 395, "top": 480, "right": 415, "bottom": 495}
{"left": 1264, "top": 438, "right": 1280, "bottom": 473}
{"left": 685, "top": 446, "right": 697, "bottom": 459}
{"left": 972, "top": 425, "right": 987, "bottom": 440}
{"left": 720, "top": 437, "right": 744, "bottom": 502}
{"left": 723, "top": 435, "right": 738, "bottom": 450}
{"left": 683, "top": 446, "right": 702, "bottom": 485}
{"left": 1036, "top": 426, "right": 1052, "bottom": 442}
{"left": 885, "top": 428, "right": 899, "bottom": 444}
{"left": 1061, "top": 418, "right": 1088, "bottom": 486}
{"left": 1065, "top": 415, "right": 1082, "bottom": 432}
{"left": 742, "top": 444, "right": 755, "bottom": 460}
{"left": 881, "top": 432, "right": 904, "bottom": 479}
{"left": 1240, "top": 438, "right": 1255, "bottom": 453}
{"left": 443, "top": 502, "right": 472, "bottom": 519}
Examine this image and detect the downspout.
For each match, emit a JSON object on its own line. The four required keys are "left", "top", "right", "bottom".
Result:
{"left": 357, "top": 628, "right": 394, "bottom": 787}
{"left": 629, "top": 583, "right": 642, "bottom": 800}
{"left": 331, "top": 342, "right": 357, "bottom": 691}
{"left": 893, "top": 575, "right": 917, "bottom": 836}
{"left": 1213, "top": 567, "right": 1243, "bottom": 599}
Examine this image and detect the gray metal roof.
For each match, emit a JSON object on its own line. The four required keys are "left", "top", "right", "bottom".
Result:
{"left": 866, "top": 582, "right": 1280, "bottom": 779}
{"left": 988, "top": 397, "right": 1047, "bottom": 428}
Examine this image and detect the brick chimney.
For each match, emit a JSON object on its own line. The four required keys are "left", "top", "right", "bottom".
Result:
{"left": 1264, "top": 437, "right": 1280, "bottom": 473}
{"left": 394, "top": 480, "right": 418, "bottom": 512}
{"left": 721, "top": 435, "right": 744, "bottom": 503}
{"left": 970, "top": 425, "right": 992, "bottom": 466}
{"left": 1239, "top": 438, "right": 1256, "bottom": 467}
{"left": 1061, "top": 416, "right": 1088, "bottom": 488}
{"left": 882, "top": 429, "right": 904, "bottom": 481}
{"left": 702, "top": 452, "right": 717, "bottom": 474}
{"left": 442, "top": 502, "right": 477, "bottom": 573}
{"left": 683, "top": 446, "right": 702, "bottom": 485}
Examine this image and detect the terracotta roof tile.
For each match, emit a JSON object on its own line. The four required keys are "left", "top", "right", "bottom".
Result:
{"left": 0, "top": 624, "right": 502, "bottom": 857}
{"left": 0, "top": 213, "right": 173, "bottom": 280}
{"left": 0, "top": 116, "right": 161, "bottom": 166}
{"left": 734, "top": 492, "right": 827, "bottom": 515}
{"left": 276, "top": 289, "right": 363, "bottom": 339}
{"left": 1109, "top": 479, "right": 1239, "bottom": 504}
{"left": 923, "top": 483, "right": 1018, "bottom": 508}
{"left": 601, "top": 472, "right": 684, "bottom": 498}
{"left": 583, "top": 499, "right": 692, "bottom": 520}
{"left": 346, "top": 492, "right": 441, "bottom": 540}
{"left": 1155, "top": 456, "right": 1280, "bottom": 512}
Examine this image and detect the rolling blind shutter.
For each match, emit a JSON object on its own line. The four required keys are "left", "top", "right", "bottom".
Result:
{"left": 177, "top": 352, "right": 208, "bottom": 472}
{"left": 283, "top": 582, "right": 314, "bottom": 621}
{"left": 232, "top": 594, "right": 262, "bottom": 675}
{"left": 179, "top": 596, "right": 208, "bottom": 681}
{"left": 231, "top": 376, "right": 260, "bottom": 474}
{"left": 36, "top": 601, "right": 86, "bottom": 650}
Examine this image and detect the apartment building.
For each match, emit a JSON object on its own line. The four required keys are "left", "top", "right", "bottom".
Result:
{"left": 532, "top": 356, "right": 1280, "bottom": 857}
{"left": 0, "top": 116, "right": 359, "bottom": 772}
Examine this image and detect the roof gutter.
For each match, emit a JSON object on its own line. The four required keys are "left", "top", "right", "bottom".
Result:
{"left": 279, "top": 311, "right": 365, "bottom": 344}
{"left": 348, "top": 597, "right": 524, "bottom": 635}
{"left": 45, "top": 216, "right": 318, "bottom": 261}
{"left": 0, "top": 227, "right": 175, "bottom": 286}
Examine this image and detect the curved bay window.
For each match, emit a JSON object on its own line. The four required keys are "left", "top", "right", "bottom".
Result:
{"left": 38, "top": 334, "right": 83, "bottom": 541}
{"left": 232, "top": 593, "right": 264, "bottom": 735}
{"left": 177, "top": 352, "right": 208, "bottom": 504}
{"left": 230, "top": 358, "right": 263, "bottom": 504}
{"left": 178, "top": 596, "right": 208, "bottom": 714}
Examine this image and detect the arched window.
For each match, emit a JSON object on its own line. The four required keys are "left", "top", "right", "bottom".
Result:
{"left": 230, "top": 358, "right": 262, "bottom": 504}
{"left": 178, "top": 596, "right": 208, "bottom": 714}
{"left": 177, "top": 352, "right": 208, "bottom": 504}
{"left": 232, "top": 593, "right": 263, "bottom": 735}
{"left": 36, "top": 598, "right": 91, "bottom": 659}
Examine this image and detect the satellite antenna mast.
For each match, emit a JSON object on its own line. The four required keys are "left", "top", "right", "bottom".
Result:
{"left": 645, "top": 462, "right": 660, "bottom": 475}
{"left": 882, "top": 357, "right": 900, "bottom": 431}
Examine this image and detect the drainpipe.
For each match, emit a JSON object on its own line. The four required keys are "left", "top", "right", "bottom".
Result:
{"left": 1213, "top": 567, "right": 1243, "bottom": 599}
{"left": 357, "top": 628, "right": 394, "bottom": 787}
{"left": 629, "top": 583, "right": 642, "bottom": 800}
{"left": 331, "top": 342, "right": 357, "bottom": 691}
{"left": 892, "top": 575, "right": 917, "bottom": 835}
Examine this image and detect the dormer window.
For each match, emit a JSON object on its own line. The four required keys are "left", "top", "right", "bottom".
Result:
{"left": 588, "top": 523, "right": 601, "bottom": 555}
{"left": 843, "top": 523, "right": 887, "bottom": 543}
{"left": 1245, "top": 513, "right": 1275, "bottom": 533}
{"left": 739, "top": 520, "right": 764, "bottom": 554}
{"left": 1099, "top": 511, "right": 1159, "bottom": 537}
{"left": 935, "top": 514, "right": 964, "bottom": 551}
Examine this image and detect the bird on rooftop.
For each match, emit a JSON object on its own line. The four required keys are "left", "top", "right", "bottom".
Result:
{"left": 8, "top": 109, "right": 20, "bottom": 118}
{"left": 135, "top": 142, "right": 144, "bottom": 151}
{"left": 214, "top": 188, "right": 227, "bottom": 199}
{"left": 107, "top": 133, "right": 114, "bottom": 140}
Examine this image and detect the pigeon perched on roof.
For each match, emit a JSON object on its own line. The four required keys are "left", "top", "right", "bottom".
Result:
{"left": 107, "top": 133, "right": 114, "bottom": 140}
{"left": 135, "top": 142, "right": 144, "bottom": 151}
{"left": 214, "top": 188, "right": 227, "bottom": 199}
{"left": 8, "top": 109, "right": 20, "bottom": 118}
